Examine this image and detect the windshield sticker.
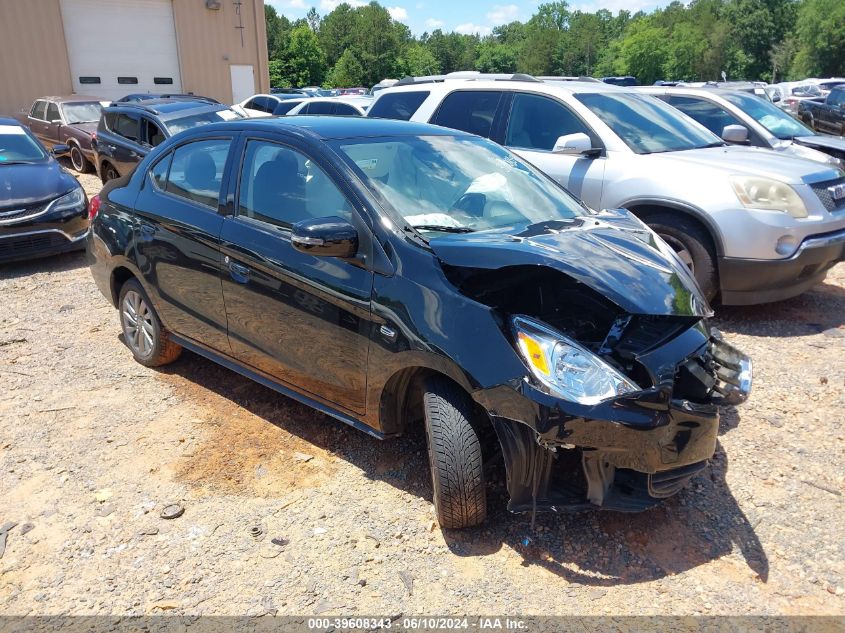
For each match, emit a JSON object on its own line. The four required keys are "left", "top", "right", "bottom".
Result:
{"left": 356, "top": 158, "right": 378, "bottom": 171}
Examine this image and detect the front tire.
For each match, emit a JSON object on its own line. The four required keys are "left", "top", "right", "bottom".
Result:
{"left": 643, "top": 212, "right": 718, "bottom": 301}
{"left": 118, "top": 279, "right": 182, "bottom": 367}
{"left": 423, "top": 377, "right": 487, "bottom": 529}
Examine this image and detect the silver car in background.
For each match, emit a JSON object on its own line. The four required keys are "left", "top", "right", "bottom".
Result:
{"left": 370, "top": 76, "right": 845, "bottom": 304}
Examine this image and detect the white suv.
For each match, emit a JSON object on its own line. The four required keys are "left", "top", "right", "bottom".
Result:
{"left": 368, "top": 75, "right": 845, "bottom": 304}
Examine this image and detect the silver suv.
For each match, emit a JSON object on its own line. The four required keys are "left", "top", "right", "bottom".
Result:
{"left": 368, "top": 75, "right": 845, "bottom": 304}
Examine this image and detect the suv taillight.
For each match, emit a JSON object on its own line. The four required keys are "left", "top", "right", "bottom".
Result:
{"left": 91, "top": 131, "right": 97, "bottom": 145}
{"left": 88, "top": 194, "right": 101, "bottom": 220}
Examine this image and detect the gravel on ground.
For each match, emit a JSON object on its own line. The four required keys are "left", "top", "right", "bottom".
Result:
{"left": 0, "top": 171, "right": 843, "bottom": 616}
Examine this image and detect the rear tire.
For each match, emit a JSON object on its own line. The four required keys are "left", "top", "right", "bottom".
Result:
{"left": 101, "top": 162, "right": 119, "bottom": 184}
{"left": 69, "top": 143, "right": 91, "bottom": 173}
{"left": 642, "top": 211, "right": 718, "bottom": 301}
{"left": 118, "top": 278, "right": 182, "bottom": 367}
{"left": 423, "top": 376, "right": 487, "bottom": 529}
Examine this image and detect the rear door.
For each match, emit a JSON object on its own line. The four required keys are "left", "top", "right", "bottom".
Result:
{"left": 502, "top": 92, "right": 606, "bottom": 206}
{"left": 219, "top": 135, "right": 374, "bottom": 413}
{"left": 132, "top": 136, "right": 234, "bottom": 352}
{"left": 108, "top": 112, "right": 144, "bottom": 176}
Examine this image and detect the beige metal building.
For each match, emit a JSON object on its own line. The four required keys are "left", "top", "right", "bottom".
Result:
{"left": 0, "top": 0, "right": 270, "bottom": 116}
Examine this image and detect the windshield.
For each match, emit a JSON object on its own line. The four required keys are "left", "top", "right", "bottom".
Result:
{"left": 723, "top": 92, "right": 813, "bottom": 139}
{"left": 61, "top": 102, "right": 102, "bottom": 124}
{"left": 792, "top": 84, "right": 822, "bottom": 97}
{"left": 334, "top": 135, "right": 587, "bottom": 234}
{"left": 0, "top": 125, "right": 47, "bottom": 163}
{"left": 576, "top": 92, "right": 721, "bottom": 154}
{"left": 164, "top": 109, "right": 243, "bottom": 135}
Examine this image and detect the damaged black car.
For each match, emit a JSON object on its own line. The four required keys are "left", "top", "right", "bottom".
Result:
{"left": 88, "top": 117, "right": 752, "bottom": 528}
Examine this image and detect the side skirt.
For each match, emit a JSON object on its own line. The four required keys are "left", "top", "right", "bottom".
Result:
{"left": 170, "top": 334, "right": 388, "bottom": 441}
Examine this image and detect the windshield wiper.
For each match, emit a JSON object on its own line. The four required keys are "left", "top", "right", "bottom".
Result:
{"left": 412, "top": 224, "right": 475, "bottom": 233}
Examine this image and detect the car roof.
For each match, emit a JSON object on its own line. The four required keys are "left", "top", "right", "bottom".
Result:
{"left": 191, "top": 115, "right": 468, "bottom": 140}
{"left": 0, "top": 116, "right": 22, "bottom": 127}
{"left": 106, "top": 99, "right": 227, "bottom": 120}
{"left": 377, "top": 78, "right": 625, "bottom": 97}
{"left": 39, "top": 95, "right": 104, "bottom": 103}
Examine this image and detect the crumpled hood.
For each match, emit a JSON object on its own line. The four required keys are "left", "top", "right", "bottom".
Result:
{"left": 654, "top": 145, "right": 841, "bottom": 184}
{"left": 793, "top": 135, "right": 845, "bottom": 154}
{"left": 429, "top": 210, "right": 712, "bottom": 317}
{"left": 0, "top": 160, "right": 77, "bottom": 209}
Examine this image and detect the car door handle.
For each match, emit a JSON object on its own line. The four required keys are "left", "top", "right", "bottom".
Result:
{"left": 228, "top": 260, "right": 251, "bottom": 282}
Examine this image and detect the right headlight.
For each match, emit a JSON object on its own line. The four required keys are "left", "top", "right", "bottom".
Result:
{"left": 512, "top": 316, "right": 639, "bottom": 405}
{"left": 47, "top": 186, "right": 86, "bottom": 214}
{"left": 730, "top": 176, "right": 808, "bottom": 218}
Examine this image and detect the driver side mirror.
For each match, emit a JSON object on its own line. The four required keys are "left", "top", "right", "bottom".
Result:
{"left": 553, "top": 133, "right": 599, "bottom": 156}
{"left": 772, "top": 94, "right": 781, "bottom": 103}
{"left": 721, "top": 124, "right": 749, "bottom": 144}
{"left": 51, "top": 144, "right": 70, "bottom": 157}
{"left": 291, "top": 216, "right": 358, "bottom": 258}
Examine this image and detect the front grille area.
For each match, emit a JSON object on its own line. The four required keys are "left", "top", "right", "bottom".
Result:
{"left": 810, "top": 176, "right": 845, "bottom": 213}
{"left": 0, "top": 201, "right": 51, "bottom": 225}
{"left": 0, "top": 232, "right": 69, "bottom": 258}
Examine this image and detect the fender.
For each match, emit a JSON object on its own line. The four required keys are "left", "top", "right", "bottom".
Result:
{"left": 619, "top": 196, "right": 726, "bottom": 258}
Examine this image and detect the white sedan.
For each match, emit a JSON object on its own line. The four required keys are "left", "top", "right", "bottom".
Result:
{"left": 285, "top": 96, "right": 372, "bottom": 117}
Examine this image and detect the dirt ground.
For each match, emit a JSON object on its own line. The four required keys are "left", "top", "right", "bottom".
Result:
{"left": 1, "top": 171, "right": 844, "bottom": 617}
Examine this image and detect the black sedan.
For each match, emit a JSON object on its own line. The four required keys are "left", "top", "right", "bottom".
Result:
{"left": 88, "top": 116, "right": 751, "bottom": 528}
{"left": 0, "top": 118, "right": 89, "bottom": 264}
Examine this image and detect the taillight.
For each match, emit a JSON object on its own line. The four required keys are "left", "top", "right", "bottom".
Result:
{"left": 91, "top": 131, "right": 97, "bottom": 143}
{"left": 88, "top": 194, "right": 101, "bottom": 220}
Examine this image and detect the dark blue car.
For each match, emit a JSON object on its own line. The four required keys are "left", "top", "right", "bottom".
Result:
{"left": 93, "top": 98, "right": 242, "bottom": 183}
{"left": 0, "top": 118, "right": 88, "bottom": 263}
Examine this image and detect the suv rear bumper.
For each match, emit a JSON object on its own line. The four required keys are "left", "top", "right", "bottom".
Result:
{"left": 719, "top": 227, "right": 845, "bottom": 305}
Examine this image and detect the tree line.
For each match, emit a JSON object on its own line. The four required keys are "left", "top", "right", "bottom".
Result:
{"left": 264, "top": 0, "right": 845, "bottom": 89}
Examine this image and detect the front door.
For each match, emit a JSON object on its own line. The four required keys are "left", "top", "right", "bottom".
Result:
{"left": 220, "top": 138, "right": 373, "bottom": 413}
{"left": 504, "top": 92, "right": 606, "bottom": 208}
{"left": 132, "top": 136, "right": 234, "bottom": 352}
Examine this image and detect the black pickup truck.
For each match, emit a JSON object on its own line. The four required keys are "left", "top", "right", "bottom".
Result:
{"left": 799, "top": 86, "right": 845, "bottom": 136}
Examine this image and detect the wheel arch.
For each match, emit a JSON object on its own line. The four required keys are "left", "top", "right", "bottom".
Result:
{"left": 377, "top": 364, "right": 490, "bottom": 438}
{"left": 622, "top": 199, "right": 725, "bottom": 259}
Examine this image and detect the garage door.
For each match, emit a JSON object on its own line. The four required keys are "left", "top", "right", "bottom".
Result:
{"left": 60, "top": 0, "right": 182, "bottom": 100}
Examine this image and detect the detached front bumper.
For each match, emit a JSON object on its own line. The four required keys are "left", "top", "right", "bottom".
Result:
{"left": 475, "top": 336, "right": 752, "bottom": 513}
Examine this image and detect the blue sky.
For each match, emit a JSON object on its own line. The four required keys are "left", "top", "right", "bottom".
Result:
{"left": 267, "top": 0, "right": 677, "bottom": 37}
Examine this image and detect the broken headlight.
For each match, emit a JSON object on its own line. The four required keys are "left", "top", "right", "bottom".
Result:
{"left": 512, "top": 316, "right": 639, "bottom": 405}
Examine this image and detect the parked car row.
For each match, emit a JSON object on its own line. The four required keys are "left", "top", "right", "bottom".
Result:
{"left": 238, "top": 93, "right": 373, "bottom": 118}
{"left": 367, "top": 74, "right": 845, "bottom": 306}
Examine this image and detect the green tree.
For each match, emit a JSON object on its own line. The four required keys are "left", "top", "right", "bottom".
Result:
{"left": 400, "top": 43, "right": 440, "bottom": 76}
{"left": 285, "top": 25, "right": 325, "bottom": 87}
{"left": 327, "top": 48, "right": 366, "bottom": 87}
{"left": 306, "top": 7, "right": 321, "bottom": 32}
{"left": 792, "top": 0, "right": 845, "bottom": 77}
{"left": 476, "top": 41, "right": 517, "bottom": 73}
{"left": 618, "top": 21, "right": 668, "bottom": 84}
{"left": 318, "top": 3, "right": 358, "bottom": 69}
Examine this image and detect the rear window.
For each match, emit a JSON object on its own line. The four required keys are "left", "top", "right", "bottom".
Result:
{"left": 430, "top": 91, "right": 503, "bottom": 138}
{"left": 369, "top": 91, "right": 429, "bottom": 121}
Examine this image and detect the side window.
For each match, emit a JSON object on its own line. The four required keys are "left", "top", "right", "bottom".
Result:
{"left": 142, "top": 117, "right": 166, "bottom": 147}
{"left": 505, "top": 93, "right": 591, "bottom": 151}
{"left": 46, "top": 103, "right": 61, "bottom": 123}
{"left": 334, "top": 104, "right": 358, "bottom": 116}
{"left": 31, "top": 101, "right": 47, "bottom": 120}
{"left": 272, "top": 101, "right": 300, "bottom": 115}
{"left": 830, "top": 89, "right": 845, "bottom": 107}
{"left": 430, "top": 91, "right": 503, "bottom": 138}
{"left": 369, "top": 91, "right": 429, "bottom": 121}
{"left": 165, "top": 139, "right": 231, "bottom": 209}
{"left": 306, "top": 102, "right": 335, "bottom": 115}
{"left": 663, "top": 96, "right": 740, "bottom": 136}
{"left": 150, "top": 152, "right": 172, "bottom": 190}
{"left": 113, "top": 113, "right": 140, "bottom": 142}
{"left": 237, "top": 140, "right": 352, "bottom": 229}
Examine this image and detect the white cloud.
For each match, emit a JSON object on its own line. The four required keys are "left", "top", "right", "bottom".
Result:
{"left": 425, "top": 18, "right": 443, "bottom": 29}
{"left": 454, "top": 22, "right": 491, "bottom": 36}
{"left": 387, "top": 6, "right": 408, "bottom": 21}
{"left": 486, "top": 4, "right": 519, "bottom": 25}
{"left": 319, "top": 0, "right": 365, "bottom": 10}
